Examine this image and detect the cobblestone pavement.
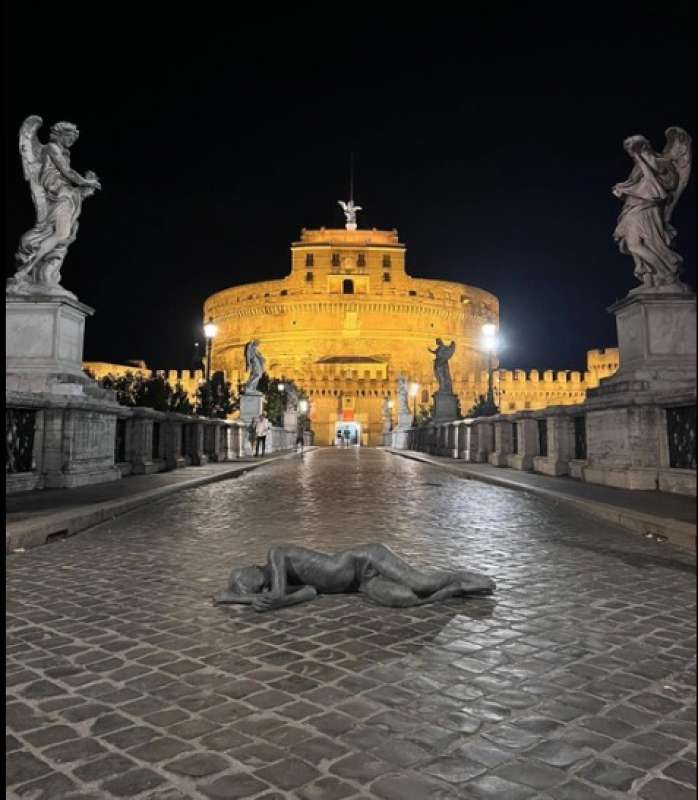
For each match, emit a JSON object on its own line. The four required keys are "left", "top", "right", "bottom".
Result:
{"left": 6, "top": 448, "right": 697, "bottom": 800}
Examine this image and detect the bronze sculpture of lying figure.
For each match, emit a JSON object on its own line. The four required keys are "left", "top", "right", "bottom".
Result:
{"left": 213, "top": 543, "right": 496, "bottom": 612}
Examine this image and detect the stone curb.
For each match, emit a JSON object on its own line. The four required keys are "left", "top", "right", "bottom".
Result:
{"left": 6, "top": 450, "right": 310, "bottom": 554}
{"left": 385, "top": 448, "right": 696, "bottom": 552}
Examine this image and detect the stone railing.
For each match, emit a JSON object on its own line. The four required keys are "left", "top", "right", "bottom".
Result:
{"left": 382, "top": 399, "right": 696, "bottom": 497}
{"left": 6, "top": 393, "right": 306, "bottom": 495}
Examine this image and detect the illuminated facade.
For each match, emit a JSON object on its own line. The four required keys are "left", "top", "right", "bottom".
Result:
{"left": 204, "top": 226, "right": 499, "bottom": 446}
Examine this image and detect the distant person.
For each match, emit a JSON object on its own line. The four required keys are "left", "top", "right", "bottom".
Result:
{"left": 336, "top": 430, "right": 343, "bottom": 447}
{"left": 295, "top": 420, "right": 305, "bottom": 454}
{"left": 255, "top": 414, "right": 271, "bottom": 456}
{"left": 343, "top": 428, "right": 351, "bottom": 448}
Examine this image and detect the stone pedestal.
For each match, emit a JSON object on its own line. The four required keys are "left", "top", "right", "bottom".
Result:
{"left": 397, "top": 412, "right": 413, "bottom": 430}
{"left": 431, "top": 392, "right": 459, "bottom": 423}
{"left": 508, "top": 419, "right": 537, "bottom": 470}
{"left": 284, "top": 408, "right": 298, "bottom": 433}
{"left": 583, "top": 290, "right": 696, "bottom": 493}
{"left": 239, "top": 392, "right": 264, "bottom": 423}
{"left": 6, "top": 295, "right": 95, "bottom": 395}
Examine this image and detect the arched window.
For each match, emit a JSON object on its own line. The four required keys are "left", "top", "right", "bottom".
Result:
{"left": 342, "top": 279, "right": 354, "bottom": 294}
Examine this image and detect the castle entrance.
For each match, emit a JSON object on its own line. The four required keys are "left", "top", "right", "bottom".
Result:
{"left": 334, "top": 421, "right": 361, "bottom": 447}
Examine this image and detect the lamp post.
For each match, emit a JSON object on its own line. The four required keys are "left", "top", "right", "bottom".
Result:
{"left": 387, "top": 399, "right": 394, "bottom": 430}
{"left": 409, "top": 382, "right": 419, "bottom": 426}
{"left": 481, "top": 323, "right": 498, "bottom": 414}
{"left": 203, "top": 318, "right": 218, "bottom": 382}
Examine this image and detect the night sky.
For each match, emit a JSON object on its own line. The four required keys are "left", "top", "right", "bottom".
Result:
{"left": 5, "top": 2, "right": 696, "bottom": 374}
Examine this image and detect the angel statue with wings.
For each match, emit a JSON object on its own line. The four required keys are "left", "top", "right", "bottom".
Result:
{"left": 338, "top": 199, "right": 362, "bottom": 230}
{"left": 612, "top": 127, "right": 692, "bottom": 292}
{"left": 8, "top": 116, "right": 101, "bottom": 298}
{"left": 243, "top": 340, "right": 265, "bottom": 394}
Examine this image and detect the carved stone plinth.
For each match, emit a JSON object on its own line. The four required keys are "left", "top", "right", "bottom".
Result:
{"left": 239, "top": 392, "right": 264, "bottom": 423}
{"left": 431, "top": 392, "right": 459, "bottom": 423}
{"left": 283, "top": 409, "right": 298, "bottom": 433}
{"left": 583, "top": 290, "right": 696, "bottom": 492}
{"left": 6, "top": 294, "right": 95, "bottom": 396}
{"left": 397, "top": 412, "right": 413, "bottom": 430}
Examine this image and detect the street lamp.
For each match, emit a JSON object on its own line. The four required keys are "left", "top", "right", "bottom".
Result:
{"left": 298, "top": 399, "right": 308, "bottom": 415}
{"left": 203, "top": 318, "right": 218, "bottom": 381}
{"left": 277, "top": 382, "right": 285, "bottom": 392}
{"left": 409, "top": 382, "right": 419, "bottom": 426}
{"left": 481, "top": 323, "right": 498, "bottom": 412}
{"left": 387, "top": 399, "right": 394, "bottom": 431}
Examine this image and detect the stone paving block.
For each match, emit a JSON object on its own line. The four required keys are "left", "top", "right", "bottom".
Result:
{"left": 577, "top": 757, "right": 645, "bottom": 792}
{"left": 11, "top": 772, "right": 79, "bottom": 799}
{"left": 72, "top": 752, "right": 138, "bottom": 782}
{"left": 662, "top": 759, "right": 697, "bottom": 786}
{"left": 42, "top": 737, "right": 107, "bottom": 764}
{"left": 638, "top": 777, "right": 697, "bottom": 800}
{"left": 254, "top": 757, "right": 322, "bottom": 790}
{"left": 165, "top": 752, "right": 231, "bottom": 777}
{"left": 200, "top": 773, "right": 271, "bottom": 799}
{"left": 6, "top": 751, "right": 52, "bottom": 786}
{"left": 331, "top": 752, "right": 394, "bottom": 783}
{"left": 128, "top": 734, "right": 194, "bottom": 762}
{"left": 461, "top": 773, "right": 536, "bottom": 799}
{"left": 100, "top": 767, "right": 166, "bottom": 797}
{"left": 371, "top": 773, "right": 459, "bottom": 800}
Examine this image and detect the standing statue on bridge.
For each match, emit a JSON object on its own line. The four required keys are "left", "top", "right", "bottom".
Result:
{"left": 243, "top": 340, "right": 265, "bottom": 394}
{"left": 8, "top": 116, "right": 101, "bottom": 299}
{"left": 428, "top": 339, "right": 456, "bottom": 394}
{"left": 612, "top": 126, "right": 692, "bottom": 292}
{"left": 213, "top": 543, "right": 495, "bottom": 612}
{"left": 396, "top": 375, "right": 410, "bottom": 416}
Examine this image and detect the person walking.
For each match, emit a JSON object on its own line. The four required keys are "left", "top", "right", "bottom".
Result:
{"left": 343, "top": 428, "right": 351, "bottom": 448}
{"left": 254, "top": 414, "right": 271, "bottom": 457}
{"left": 295, "top": 419, "right": 305, "bottom": 454}
{"left": 248, "top": 417, "right": 257, "bottom": 455}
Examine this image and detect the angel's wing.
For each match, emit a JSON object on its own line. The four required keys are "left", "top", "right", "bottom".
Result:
{"left": 19, "top": 115, "right": 48, "bottom": 223}
{"left": 338, "top": 200, "right": 348, "bottom": 212}
{"left": 662, "top": 127, "right": 692, "bottom": 223}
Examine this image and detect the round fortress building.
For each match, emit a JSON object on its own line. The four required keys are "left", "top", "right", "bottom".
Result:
{"left": 204, "top": 218, "right": 499, "bottom": 446}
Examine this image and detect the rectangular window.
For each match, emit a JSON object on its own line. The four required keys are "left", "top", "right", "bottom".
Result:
{"left": 537, "top": 419, "right": 548, "bottom": 457}
{"left": 305, "top": 253, "right": 314, "bottom": 267}
{"left": 382, "top": 255, "right": 391, "bottom": 268}
{"left": 151, "top": 422, "right": 160, "bottom": 460}
{"left": 383, "top": 272, "right": 391, "bottom": 282}
{"left": 357, "top": 254, "right": 366, "bottom": 267}
{"left": 305, "top": 272, "right": 313, "bottom": 282}
{"left": 573, "top": 415, "right": 586, "bottom": 460}
{"left": 331, "top": 253, "right": 340, "bottom": 267}
{"left": 666, "top": 406, "right": 697, "bottom": 469}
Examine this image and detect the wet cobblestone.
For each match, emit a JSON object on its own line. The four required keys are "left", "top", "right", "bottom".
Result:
{"left": 6, "top": 448, "right": 697, "bottom": 799}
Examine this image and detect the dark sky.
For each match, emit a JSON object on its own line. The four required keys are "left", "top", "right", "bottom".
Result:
{"left": 5, "top": 2, "right": 696, "bottom": 373}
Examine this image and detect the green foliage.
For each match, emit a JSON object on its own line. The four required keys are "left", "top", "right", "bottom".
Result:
{"left": 465, "top": 394, "right": 498, "bottom": 418}
{"left": 196, "top": 371, "right": 236, "bottom": 419}
{"left": 97, "top": 372, "right": 196, "bottom": 415}
{"left": 257, "top": 374, "right": 307, "bottom": 427}
{"left": 415, "top": 404, "right": 433, "bottom": 427}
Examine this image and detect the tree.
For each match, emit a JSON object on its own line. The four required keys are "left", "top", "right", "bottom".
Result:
{"left": 96, "top": 372, "right": 197, "bottom": 415}
{"left": 257, "top": 374, "right": 306, "bottom": 427}
{"left": 465, "top": 394, "right": 498, "bottom": 418}
{"left": 196, "top": 371, "right": 236, "bottom": 418}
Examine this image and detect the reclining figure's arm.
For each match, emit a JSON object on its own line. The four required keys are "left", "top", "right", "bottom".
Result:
{"left": 252, "top": 547, "right": 318, "bottom": 612}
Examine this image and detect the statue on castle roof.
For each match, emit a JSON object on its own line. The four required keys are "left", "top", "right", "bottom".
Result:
{"left": 428, "top": 338, "right": 456, "bottom": 394}
{"left": 612, "top": 127, "right": 692, "bottom": 293}
{"left": 243, "top": 340, "right": 265, "bottom": 394}
{"left": 7, "top": 116, "right": 101, "bottom": 299}
{"left": 338, "top": 199, "right": 362, "bottom": 230}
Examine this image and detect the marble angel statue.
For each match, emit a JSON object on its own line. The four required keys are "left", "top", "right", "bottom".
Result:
{"left": 396, "top": 375, "right": 410, "bottom": 416}
{"left": 243, "top": 340, "right": 265, "bottom": 393}
{"left": 338, "top": 199, "right": 362, "bottom": 228}
{"left": 8, "top": 116, "right": 101, "bottom": 297}
{"left": 612, "top": 127, "right": 692, "bottom": 291}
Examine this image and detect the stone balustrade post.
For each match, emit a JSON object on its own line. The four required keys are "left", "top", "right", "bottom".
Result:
{"left": 534, "top": 411, "right": 575, "bottom": 476}
{"left": 164, "top": 415, "right": 187, "bottom": 470}
{"left": 188, "top": 420, "right": 207, "bottom": 466}
{"left": 508, "top": 416, "right": 538, "bottom": 470}
{"left": 129, "top": 409, "right": 166, "bottom": 474}
{"left": 489, "top": 418, "right": 514, "bottom": 466}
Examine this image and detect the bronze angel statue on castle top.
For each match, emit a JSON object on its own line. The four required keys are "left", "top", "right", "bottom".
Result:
{"left": 612, "top": 126, "right": 692, "bottom": 292}
{"left": 7, "top": 115, "right": 101, "bottom": 298}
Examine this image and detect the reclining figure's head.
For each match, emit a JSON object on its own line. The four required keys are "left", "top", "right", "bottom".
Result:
{"left": 228, "top": 566, "right": 267, "bottom": 595}
{"left": 460, "top": 571, "right": 496, "bottom": 595}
